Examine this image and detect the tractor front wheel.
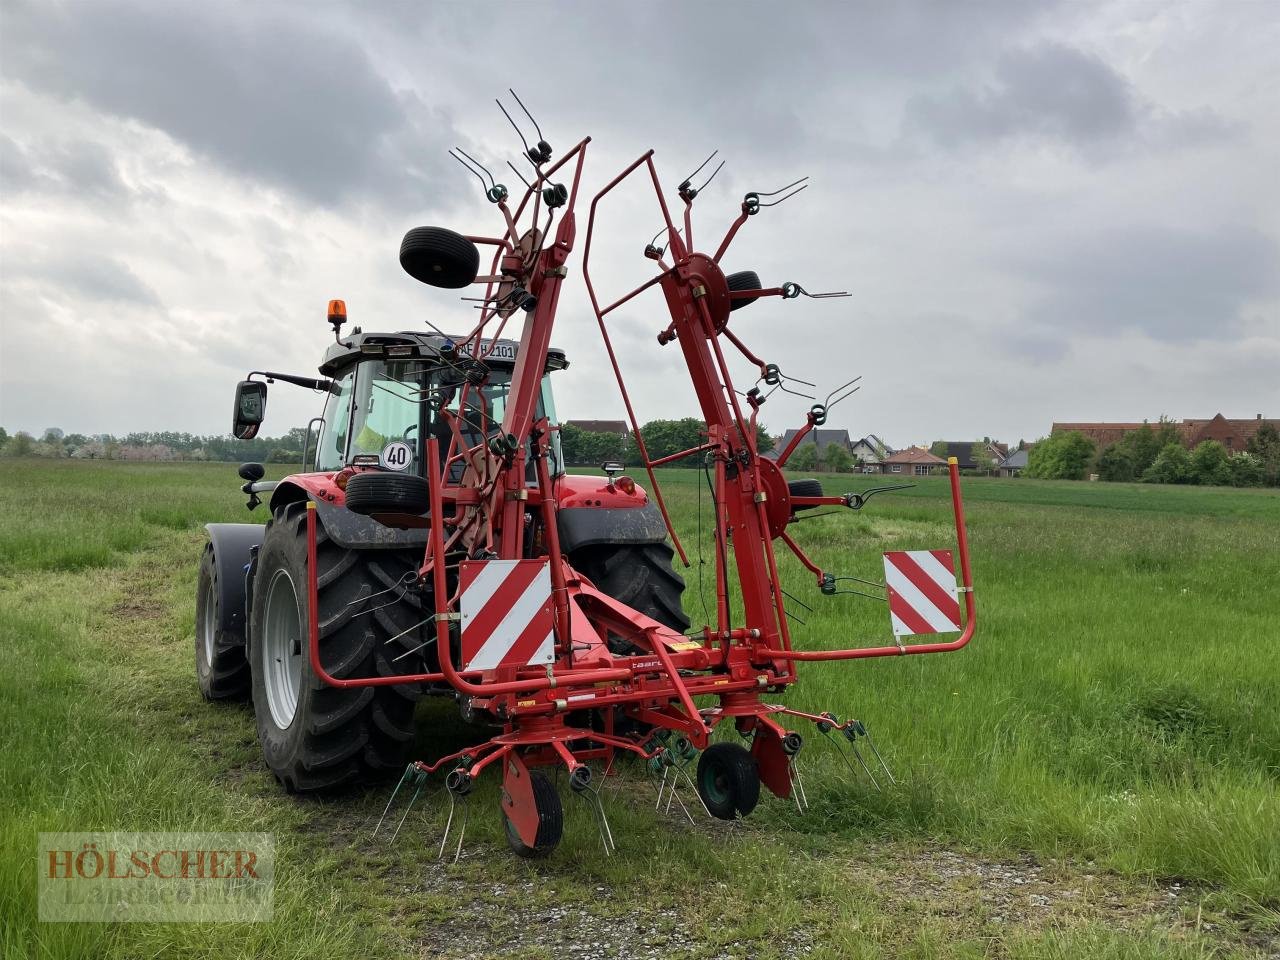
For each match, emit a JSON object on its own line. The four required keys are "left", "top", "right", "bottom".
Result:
{"left": 249, "top": 502, "right": 425, "bottom": 792}
{"left": 195, "top": 543, "right": 250, "bottom": 700}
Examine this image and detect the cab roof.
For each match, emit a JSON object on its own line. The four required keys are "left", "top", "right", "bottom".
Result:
{"left": 319, "top": 330, "right": 568, "bottom": 378}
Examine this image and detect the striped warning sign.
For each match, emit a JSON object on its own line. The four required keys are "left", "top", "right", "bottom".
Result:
{"left": 459, "top": 559, "right": 555, "bottom": 671}
{"left": 883, "top": 550, "right": 961, "bottom": 636}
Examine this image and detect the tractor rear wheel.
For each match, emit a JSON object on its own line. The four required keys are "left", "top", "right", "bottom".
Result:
{"left": 195, "top": 543, "right": 250, "bottom": 700}
{"left": 249, "top": 502, "right": 428, "bottom": 792}
{"left": 570, "top": 542, "right": 690, "bottom": 634}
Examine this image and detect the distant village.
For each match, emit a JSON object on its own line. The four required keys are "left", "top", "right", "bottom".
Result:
{"left": 563, "top": 412, "right": 1280, "bottom": 487}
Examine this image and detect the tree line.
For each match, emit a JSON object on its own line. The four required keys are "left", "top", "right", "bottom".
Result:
{"left": 559, "top": 419, "right": 775, "bottom": 468}
{"left": 1024, "top": 421, "right": 1280, "bottom": 487}
{"left": 0, "top": 427, "right": 312, "bottom": 465}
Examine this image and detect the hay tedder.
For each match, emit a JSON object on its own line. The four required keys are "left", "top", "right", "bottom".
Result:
{"left": 197, "top": 95, "right": 977, "bottom": 858}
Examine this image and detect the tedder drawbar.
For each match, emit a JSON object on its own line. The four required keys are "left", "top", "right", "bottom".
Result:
{"left": 197, "top": 94, "right": 977, "bottom": 858}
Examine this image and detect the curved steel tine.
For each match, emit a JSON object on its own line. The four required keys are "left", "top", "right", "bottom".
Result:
{"left": 495, "top": 98, "right": 532, "bottom": 157}
{"left": 680, "top": 149, "right": 719, "bottom": 189}
{"left": 675, "top": 762, "right": 712, "bottom": 818}
{"left": 829, "top": 385, "right": 862, "bottom": 408}
{"left": 793, "top": 283, "right": 851, "bottom": 299}
{"left": 389, "top": 779, "right": 425, "bottom": 843}
{"left": 508, "top": 88, "right": 544, "bottom": 142}
{"left": 823, "top": 376, "right": 863, "bottom": 408}
{"left": 449, "top": 149, "right": 491, "bottom": 195}
{"left": 754, "top": 175, "right": 808, "bottom": 198}
{"left": 454, "top": 148, "right": 495, "bottom": 190}
{"left": 759, "top": 183, "right": 808, "bottom": 207}
{"left": 387, "top": 618, "right": 434, "bottom": 657}
{"left": 861, "top": 727, "right": 896, "bottom": 785}
{"left": 781, "top": 371, "right": 817, "bottom": 388}
{"left": 506, "top": 160, "right": 533, "bottom": 190}
{"left": 373, "top": 765, "right": 414, "bottom": 838}
{"left": 696, "top": 159, "right": 725, "bottom": 194}
{"left": 844, "top": 735, "right": 881, "bottom": 791}
{"left": 348, "top": 570, "right": 416, "bottom": 609}
{"left": 777, "top": 381, "right": 817, "bottom": 400}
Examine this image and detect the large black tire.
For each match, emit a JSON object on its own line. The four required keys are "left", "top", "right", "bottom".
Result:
{"left": 726, "top": 270, "right": 762, "bottom": 311}
{"left": 345, "top": 472, "right": 431, "bottom": 516}
{"left": 400, "top": 226, "right": 480, "bottom": 289}
{"left": 697, "top": 742, "right": 761, "bottom": 820}
{"left": 249, "top": 502, "right": 428, "bottom": 792}
{"left": 788, "top": 478, "right": 823, "bottom": 511}
{"left": 195, "top": 543, "right": 251, "bottom": 701}
{"left": 503, "top": 771, "right": 563, "bottom": 858}
{"left": 570, "top": 542, "right": 690, "bottom": 633}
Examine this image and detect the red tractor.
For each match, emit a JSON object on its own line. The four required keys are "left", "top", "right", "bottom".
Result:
{"left": 197, "top": 98, "right": 977, "bottom": 857}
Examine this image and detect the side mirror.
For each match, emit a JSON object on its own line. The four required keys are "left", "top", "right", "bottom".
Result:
{"left": 238, "top": 462, "right": 265, "bottom": 482}
{"left": 232, "top": 381, "right": 267, "bottom": 439}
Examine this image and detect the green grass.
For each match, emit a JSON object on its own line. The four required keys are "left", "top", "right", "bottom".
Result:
{"left": 0, "top": 459, "right": 1276, "bottom": 959}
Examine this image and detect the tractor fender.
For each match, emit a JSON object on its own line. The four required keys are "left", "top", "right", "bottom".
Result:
{"left": 557, "top": 502, "right": 669, "bottom": 553}
{"left": 204, "top": 523, "right": 264, "bottom": 643}
{"left": 269, "top": 476, "right": 429, "bottom": 550}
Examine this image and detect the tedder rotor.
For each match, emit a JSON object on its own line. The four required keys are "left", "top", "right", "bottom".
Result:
{"left": 197, "top": 93, "right": 978, "bottom": 859}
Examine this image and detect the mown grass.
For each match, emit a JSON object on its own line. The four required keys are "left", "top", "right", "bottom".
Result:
{"left": 0, "top": 459, "right": 1276, "bottom": 959}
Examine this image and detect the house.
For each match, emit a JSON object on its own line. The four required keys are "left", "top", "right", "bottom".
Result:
{"left": 849, "top": 434, "right": 894, "bottom": 473}
{"left": 998, "top": 448, "right": 1030, "bottom": 477}
{"left": 881, "top": 446, "right": 948, "bottom": 477}
{"left": 565, "top": 419, "right": 629, "bottom": 437}
{"left": 936, "top": 439, "right": 1009, "bottom": 471}
{"left": 1051, "top": 414, "right": 1276, "bottom": 455}
{"left": 775, "top": 428, "right": 853, "bottom": 456}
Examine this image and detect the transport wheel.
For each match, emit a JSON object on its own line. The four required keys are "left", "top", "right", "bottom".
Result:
{"left": 726, "top": 270, "right": 762, "bottom": 311}
{"left": 787, "top": 478, "right": 823, "bottom": 511}
{"left": 400, "top": 226, "right": 480, "bottom": 289}
{"left": 345, "top": 472, "right": 431, "bottom": 516}
{"left": 503, "top": 771, "right": 563, "bottom": 858}
{"left": 570, "top": 542, "right": 690, "bottom": 634}
{"left": 195, "top": 542, "right": 250, "bottom": 700}
{"left": 249, "top": 501, "right": 427, "bottom": 792}
{"left": 697, "top": 742, "right": 761, "bottom": 820}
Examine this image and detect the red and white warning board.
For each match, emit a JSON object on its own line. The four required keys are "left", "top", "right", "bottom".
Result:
{"left": 459, "top": 559, "right": 555, "bottom": 671}
{"left": 883, "top": 550, "right": 962, "bottom": 636}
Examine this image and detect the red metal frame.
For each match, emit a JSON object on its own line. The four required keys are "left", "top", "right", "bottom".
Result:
{"left": 295, "top": 133, "right": 979, "bottom": 849}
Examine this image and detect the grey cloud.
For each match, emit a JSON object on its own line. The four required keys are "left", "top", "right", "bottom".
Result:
{"left": 0, "top": 1, "right": 458, "bottom": 208}
{"left": 0, "top": 130, "right": 133, "bottom": 201}
{"left": 904, "top": 41, "right": 1139, "bottom": 149}
{"left": 9, "top": 250, "right": 162, "bottom": 307}
{"left": 1014, "top": 225, "right": 1279, "bottom": 343}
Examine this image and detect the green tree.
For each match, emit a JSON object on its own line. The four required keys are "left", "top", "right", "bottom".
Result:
{"left": 1115, "top": 419, "right": 1182, "bottom": 476}
{"left": 1025, "top": 431, "right": 1095, "bottom": 480}
{"left": 0, "top": 427, "right": 8, "bottom": 452}
{"left": 1246, "top": 423, "right": 1280, "bottom": 487}
{"left": 789, "top": 442, "right": 819, "bottom": 471}
{"left": 1190, "top": 440, "right": 1231, "bottom": 486}
{"left": 1143, "top": 442, "right": 1194, "bottom": 484}
{"left": 929, "top": 440, "right": 948, "bottom": 459}
{"left": 4, "top": 431, "right": 34, "bottom": 458}
{"left": 1228, "top": 452, "right": 1264, "bottom": 487}
{"left": 824, "top": 443, "right": 853, "bottom": 473}
{"left": 1096, "top": 444, "right": 1137, "bottom": 482}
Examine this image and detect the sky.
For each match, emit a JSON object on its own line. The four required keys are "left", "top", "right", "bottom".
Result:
{"left": 1, "top": 0, "right": 1277, "bottom": 448}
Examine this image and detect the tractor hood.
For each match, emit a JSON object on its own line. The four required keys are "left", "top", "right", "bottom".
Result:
{"left": 319, "top": 330, "right": 568, "bottom": 378}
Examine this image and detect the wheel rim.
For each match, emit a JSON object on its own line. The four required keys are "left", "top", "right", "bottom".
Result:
{"left": 201, "top": 577, "right": 217, "bottom": 666}
{"left": 700, "top": 763, "right": 731, "bottom": 806}
{"left": 262, "top": 568, "right": 304, "bottom": 729}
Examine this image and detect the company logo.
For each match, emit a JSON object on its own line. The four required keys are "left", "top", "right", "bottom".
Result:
{"left": 38, "top": 832, "right": 274, "bottom": 922}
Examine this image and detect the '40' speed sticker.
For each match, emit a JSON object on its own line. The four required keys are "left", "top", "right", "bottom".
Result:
{"left": 379, "top": 440, "right": 414, "bottom": 471}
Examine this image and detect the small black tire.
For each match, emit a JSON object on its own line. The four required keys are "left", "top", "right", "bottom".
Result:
{"left": 788, "top": 478, "right": 823, "bottom": 511}
{"left": 345, "top": 472, "right": 431, "bottom": 516}
{"left": 195, "top": 543, "right": 251, "bottom": 700}
{"left": 503, "top": 771, "right": 563, "bottom": 858}
{"left": 400, "top": 226, "right": 480, "bottom": 289}
{"left": 696, "top": 742, "right": 760, "bottom": 820}
{"left": 726, "top": 270, "right": 762, "bottom": 311}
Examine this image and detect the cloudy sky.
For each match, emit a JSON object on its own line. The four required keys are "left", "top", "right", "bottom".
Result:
{"left": 1, "top": 0, "right": 1277, "bottom": 447}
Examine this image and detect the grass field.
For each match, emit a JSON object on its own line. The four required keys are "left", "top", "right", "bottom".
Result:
{"left": 1, "top": 459, "right": 1277, "bottom": 959}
